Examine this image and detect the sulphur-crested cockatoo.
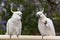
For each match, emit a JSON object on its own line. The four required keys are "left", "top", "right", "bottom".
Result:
{"left": 36, "top": 9, "right": 56, "bottom": 36}
{"left": 5, "top": 6, "right": 22, "bottom": 37}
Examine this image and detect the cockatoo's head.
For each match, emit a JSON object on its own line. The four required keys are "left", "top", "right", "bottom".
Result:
{"left": 12, "top": 11, "right": 22, "bottom": 20}
{"left": 13, "top": 11, "right": 22, "bottom": 17}
{"left": 36, "top": 8, "right": 45, "bottom": 19}
{"left": 10, "top": 5, "right": 22, "bottom": 20}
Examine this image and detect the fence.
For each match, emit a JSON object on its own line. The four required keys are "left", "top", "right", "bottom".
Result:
{"left": 0, "top": 35, "right": 60, "bottom": 40}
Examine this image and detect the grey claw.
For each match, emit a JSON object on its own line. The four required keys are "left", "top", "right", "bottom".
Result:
{"left": 42, "top": 35, "right": 43, "bottom": 39}
{"left": 42, "top": 35, "right": 45, "bottom": 39}
{"left": 10, "top": 34, "right": 12, "bottom": 38}
{"left": 17, "top": 34, "right": 19, "bottom": 37}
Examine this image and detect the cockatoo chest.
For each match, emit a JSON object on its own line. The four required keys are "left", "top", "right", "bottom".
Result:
{"left": 38, "top": 19, "right": 47, "bottom": 30}
{"left": 11, "top": 19, "right": 21, "bottom": 27}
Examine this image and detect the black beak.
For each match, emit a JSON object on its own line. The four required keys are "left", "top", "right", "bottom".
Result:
{"left": 20, "top": 14, "right": 22, "bottom": 17}
{"left": 37, "top": 15, "right": 40, "bottom": 19}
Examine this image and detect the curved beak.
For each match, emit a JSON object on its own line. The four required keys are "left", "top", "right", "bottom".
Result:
{"left": 20, "top": 14, "right": 22, "bottom": 17}
{"left": 36, "top": 14, "right": 40, "bottom": 19}
{"left": 37, "top": 15, "right": 40, "bottom": 19}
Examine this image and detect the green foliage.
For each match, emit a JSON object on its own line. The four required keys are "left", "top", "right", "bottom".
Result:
{"left": 0, "top": 0, "right": 60, "bottom": 35}
{"left": 0, "top": 29, "right": 6, "bottom": 35}
{"left": 21, "top": 1, "right": 39, "bottom": 35}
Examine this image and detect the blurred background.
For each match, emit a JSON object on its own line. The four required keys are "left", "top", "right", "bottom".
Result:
{"left": 0, "top": 0, "right": 60, "bottom": 36}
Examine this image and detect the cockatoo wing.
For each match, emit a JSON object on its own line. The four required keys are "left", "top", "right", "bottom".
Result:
{"left": 46, "top": 18, "right": 55, "bottom": 35}
{"left": 6, "top": 19, "right": 14, "bottom": 34}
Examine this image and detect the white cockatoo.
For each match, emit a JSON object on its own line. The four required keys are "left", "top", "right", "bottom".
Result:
{"left": 36, "top": 8, "right": 56, "bottom": 36}
{"left": 5, "top": 6, "right": 22, "bottom": 37}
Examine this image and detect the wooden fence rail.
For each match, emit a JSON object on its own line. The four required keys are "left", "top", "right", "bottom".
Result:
{"left": 0, "top": 35, "right": 60, "bottom": 40}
